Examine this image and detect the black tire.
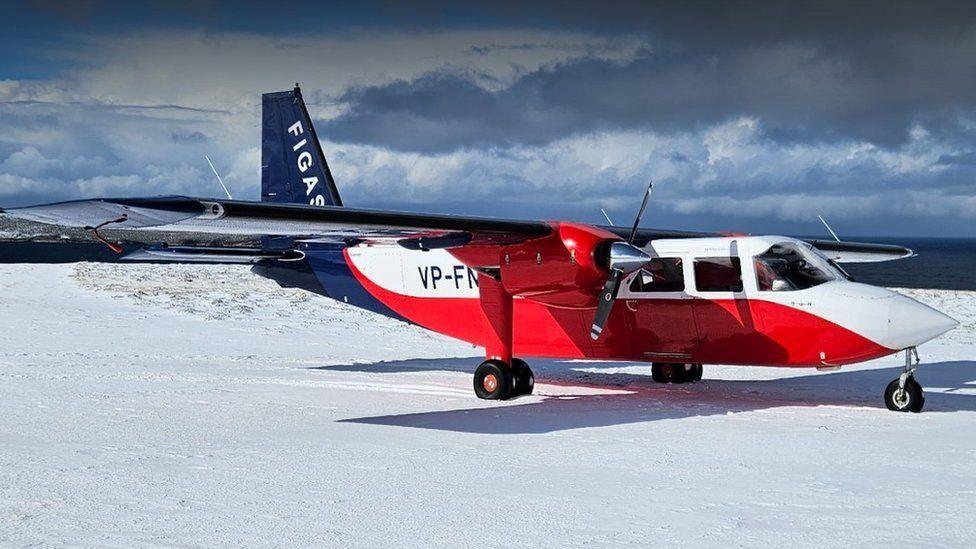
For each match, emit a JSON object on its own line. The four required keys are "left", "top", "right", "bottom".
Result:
{"left": 651, "top": 362, "right": 671, "bottom": 383}
{"left": 474, "top": 360, "right": 513, "bottom": 400}
{"left": 884, "top": 377, "right": 925, "bottom": 412}
{"left": 688, "top": 364, "right": 704, "bottom": 383}
{"left": 670, "top": 363, "right": 689, "bottom": 384}
{"left": 511, "top": 358, "right": 534, "bottom": 397}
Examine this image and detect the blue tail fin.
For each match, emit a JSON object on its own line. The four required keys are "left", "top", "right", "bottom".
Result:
{"left": 261, "top": 84, "right": 343, "bottom": 207}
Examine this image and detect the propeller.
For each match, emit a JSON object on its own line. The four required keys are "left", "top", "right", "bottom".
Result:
{"left": 590, "top": 181, "right": 654, "bottom": 340}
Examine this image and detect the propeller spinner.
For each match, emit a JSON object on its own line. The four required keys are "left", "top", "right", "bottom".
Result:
{"left": 589, "top": 181, "right": 654, "bottom": 340}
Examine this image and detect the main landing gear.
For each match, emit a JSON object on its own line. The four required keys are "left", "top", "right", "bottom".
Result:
{"left": 474, "top": 358, "right": 535, "bottom": 400}
{"left": 884, "top": 347, "right": 925, "bottom": 413}
{"left": 652, "top": 362, "right": 703, "bottom": 384}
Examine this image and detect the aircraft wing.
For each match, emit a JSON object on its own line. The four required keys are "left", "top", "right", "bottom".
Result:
{"left": 611, "top": 226, "right": 914, "bottom": 264}
{"left": 0, "top": 196, "right": 552, "bottom": 247}
{"left": 604, "top": 225, "right": 721, "bottom": 243}
{"left": 1, "top": 196, "right": 915, "bottom": 264}
{"left": 803, "top": 239, "right": 915, "bottom": 263}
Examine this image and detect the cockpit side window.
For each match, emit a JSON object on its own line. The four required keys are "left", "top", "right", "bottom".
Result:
{"left": 629, "top": 258, "right": 685, "bottom": 292}
{"left": 754, "top": 242, "right": 835, "bottom": 291}
{"left": 694, "top": 257, "right": 743, "bottom": 292}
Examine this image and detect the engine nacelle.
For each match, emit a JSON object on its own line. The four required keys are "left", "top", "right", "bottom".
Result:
{"left": 499, "top": 222, "right": 619, "bottom": 308}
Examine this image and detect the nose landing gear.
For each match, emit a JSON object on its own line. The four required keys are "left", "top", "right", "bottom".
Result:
{"left": 474, "top": 358, "right": 535, "bottom": 400}
{"left": 884, "top": 347, "right": 925, "bottom": 413}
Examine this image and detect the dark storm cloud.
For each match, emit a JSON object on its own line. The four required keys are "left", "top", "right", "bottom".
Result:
{"left": 323, "top": 2, "right": 976, "bottom": 152}
{"left": 465, "top": 0, "right": 976, "bottom": 47}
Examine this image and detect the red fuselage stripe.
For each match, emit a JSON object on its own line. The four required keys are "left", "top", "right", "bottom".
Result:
{"left": 343, "top": 250, "right": 894, "bottom": 367}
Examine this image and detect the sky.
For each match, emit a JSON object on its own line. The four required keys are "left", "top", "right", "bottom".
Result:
{"left": 1, "top": 1, "right": 975, "bottom": 237}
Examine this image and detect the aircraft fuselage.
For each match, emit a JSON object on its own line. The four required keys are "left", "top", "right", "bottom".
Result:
{"left": 254, "top": 235, "right": 957, "bottom": 368}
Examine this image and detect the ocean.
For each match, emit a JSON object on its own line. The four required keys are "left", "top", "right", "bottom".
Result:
{"left": 840, "top": 237, "right": 976, "bottom": 291}
{"left": 0, "top": 237, "right": 973, "bottom": 291}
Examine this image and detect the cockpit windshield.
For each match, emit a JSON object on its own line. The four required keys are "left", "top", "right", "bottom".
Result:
{"left": 754, "top": 242, "right": 836, "bottom": 291}
{"left": 801, "top": 242, "right": 852, "bottom": 281}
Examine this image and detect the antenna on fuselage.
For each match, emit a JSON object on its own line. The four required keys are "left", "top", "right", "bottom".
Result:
{"left": 817, "top": 215, "right": 841, "bottom": 242}
{"left": 600, "top": 207, "right": 614, "bottom": 226}
{"left": 205, "top": 154, "right": 234, "bottom": 200}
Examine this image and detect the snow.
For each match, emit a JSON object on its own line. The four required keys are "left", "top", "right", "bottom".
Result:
{"left": 1, "top": 263, "right": 974, "bottom": 547}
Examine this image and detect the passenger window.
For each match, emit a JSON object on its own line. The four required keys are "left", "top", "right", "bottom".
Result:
{"left": 629, "top": 258, "right": 685, "bottom": 292}
{"left": 694, "top": 257, "right": 743, "bottom": 292}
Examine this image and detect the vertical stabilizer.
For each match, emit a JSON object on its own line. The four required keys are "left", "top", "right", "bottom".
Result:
{"left": 261, "top": 84, "right": 343, "bottom": 206}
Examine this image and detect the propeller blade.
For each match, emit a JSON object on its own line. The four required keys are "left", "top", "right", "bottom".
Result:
{"left": 591, "top": 240, "right": 653, "bottom": 340}
{"left": 592, "top": 180, "right": 655, "bottom": 341}
{"left": 627, "top": 180, "right": 653, "bottom": 244}
{"left": 590, "top": 269, "right": 623, "bottom": 340}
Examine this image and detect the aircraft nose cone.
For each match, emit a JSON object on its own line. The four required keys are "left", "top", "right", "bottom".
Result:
{"left": 886, "top": 294, "right": 959, "bottom": 349}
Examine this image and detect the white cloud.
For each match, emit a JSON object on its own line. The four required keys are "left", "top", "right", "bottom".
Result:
{"left": 670, "top": 190, "right": 976, "bottom": 221}
{"left": 324, "top": 116, "right": 973, "bottom": 221}
{"left": 2, "top": 147, "right": 62, "bottom": 178}
{"left": 0, "top": 28, "right": 972, "bottom": 234}
{"left": 0, "top": 174, "right": 39, "bottom": 197}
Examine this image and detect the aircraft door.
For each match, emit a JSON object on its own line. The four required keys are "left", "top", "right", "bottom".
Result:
{"left": 689, "top": 251, "right": 764, "bottom": 364}
{"left": 618, "top": 256, "right": 699, "bottom": 360}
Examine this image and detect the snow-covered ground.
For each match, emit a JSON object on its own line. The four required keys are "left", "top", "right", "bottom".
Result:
{"left": 1, "top": 263, "right": 974, "bottom": 548}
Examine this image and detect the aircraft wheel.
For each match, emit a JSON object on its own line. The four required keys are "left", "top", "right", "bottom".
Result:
{"left": 884, "top": 377, "right": 924, "bottom": 412}
{"left": 687, "top": 364, "right": 704, "bottom": 383}
{"left": 670, "top": 364, "right": 690, "bottom": 384}
{"left": 511, "top": 358, "right": 535, "bottom": 397}
{"left": 474, "top": 360, "right": 514, "bottom": 400}
{"left": 651, "top": 362, "right": 671, "bottom": 383}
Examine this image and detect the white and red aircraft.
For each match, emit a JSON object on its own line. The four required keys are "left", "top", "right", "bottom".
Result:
{"left": 2, "top": 86, "right": 958, "bottom": 412}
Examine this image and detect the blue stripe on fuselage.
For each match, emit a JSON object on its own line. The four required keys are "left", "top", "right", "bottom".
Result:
{"left": 303, "top": 246, "right": 408, "bottom": 322}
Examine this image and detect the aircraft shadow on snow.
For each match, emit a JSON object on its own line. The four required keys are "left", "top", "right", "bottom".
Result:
{"left": 315, "top": 358, "right": 976, "bottom": 434}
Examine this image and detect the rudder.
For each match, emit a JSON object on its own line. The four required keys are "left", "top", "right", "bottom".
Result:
{"left": 261, "top": 84, "right": 343, "bottom": 207}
